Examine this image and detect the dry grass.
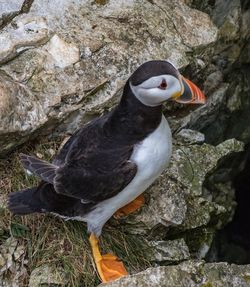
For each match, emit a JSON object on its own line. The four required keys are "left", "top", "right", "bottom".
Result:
{"left": 0, "top": 138, "right": 152, "bottom": 286}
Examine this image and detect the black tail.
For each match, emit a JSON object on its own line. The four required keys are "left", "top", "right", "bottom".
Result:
{"left": 8, "top": 183, "right": 78, "bottom": 216}
{"left": 8, "top": 187, "right": 44, "bottom": 215}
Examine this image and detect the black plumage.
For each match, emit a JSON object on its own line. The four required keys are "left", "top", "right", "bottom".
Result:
{"left": 130, "top": 60, "right": 179, "bottom": 85}
{"left": 8, "top": 80, "right": 162, "bottom": 218}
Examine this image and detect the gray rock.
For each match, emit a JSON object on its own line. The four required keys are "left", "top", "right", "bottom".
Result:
{"left": 177, "top": 0, "right": 249, "bottom": 147}
{"left": 203, "top": 70, "right": 223, "bottom": 95}
{"left": 120, "top": 138, "right": 244, "bottom": 237}
{"left": 242, "top": 9, "right": 250, "bottom": 41}
{"left": 0, "top": 1, "right": 23, "bottom": 29}
{"left": 121, "top": 171, "right": 187, "bottom": 236}
{"left": 43, "top": 34, "right": 80, "bottom": 69}
{"left": 175, "top": 129, "right": 205, "bottom": 144}
{"left": 227, "top": 84, "right": 242, "bottom": 112}
{"left": 0, "top": 1, "right": 24, "bottom": 16}
{"left": 0, "top": 14, "right": 50, "bottom": 65}
{"left": 101, "top": 260, "right": 250, "bottom": 287}
{"left": 0, "top": 0, "right": 218, "bottom": 157}
{"left": 1, "top": 1, "right": 249, "bottom": 286}
{"left": 0, "top": 71, "right": 47, "bottom": 155}
{"left": 182, "top": 83, "right": 229, "bottom": 133}
{"left": 149, "top": 239, "right": 190, "bottom": 263}
{"left": 213, "top": 0, "right": 241, "bottom": 41}
{"left": 0, "top": 237, "right": 27, "bottom": 287}
{"left": 28, "top": 264, "right": 67, "bottom": 287}
{"left": 0, "top": 237, "right": 18, "bottom": 274}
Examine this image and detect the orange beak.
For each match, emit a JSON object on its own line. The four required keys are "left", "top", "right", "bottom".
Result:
{"left": 174, "top": 76, "right": 206, "bottom": 104}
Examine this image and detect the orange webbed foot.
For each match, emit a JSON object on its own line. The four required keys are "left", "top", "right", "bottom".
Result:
{"left": 114, "top": 194, "right": 145, "bottom": 219}
{"left": 89, "top": 234, "right": 128, "bottom": 283}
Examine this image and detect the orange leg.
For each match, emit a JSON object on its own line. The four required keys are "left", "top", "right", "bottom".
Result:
{"left": 89, "top": 234, "right": 128, "bottom": 283}
{"left": 114, "top": 194, "right": 145, "bottom": 219}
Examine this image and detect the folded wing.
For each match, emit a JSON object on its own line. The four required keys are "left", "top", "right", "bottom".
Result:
{"left": 20, "top": 153, "right": 58, "bottom": 184}
{"left": 19, "top": 151, "right": 137, "bottom": 204}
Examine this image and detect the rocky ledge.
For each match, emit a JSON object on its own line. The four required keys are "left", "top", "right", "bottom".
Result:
{"left": 1, "top": 0, "right": 250, "bottom": 286}
{"left": 101, "top": 260, "right": 250, "bottom": 287}
{"left": 0, "top": 0, "right": 217, "bottom": 157}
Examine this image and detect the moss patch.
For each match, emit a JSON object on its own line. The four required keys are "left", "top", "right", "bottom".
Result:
{"left": 201, "top": 282, "right": 213, "bottom": 287}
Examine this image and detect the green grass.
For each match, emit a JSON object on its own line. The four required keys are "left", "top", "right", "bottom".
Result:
{"left": 0, "top": 138, "right": 152, "bottom": 286}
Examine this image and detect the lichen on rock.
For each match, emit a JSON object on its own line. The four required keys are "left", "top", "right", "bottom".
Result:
{"left": 0, "top": 0, "right": 249, "bottom": 286}
{"left": 148, "top": 238, "right": 190, "bottom": 263}
{"left": 0, "top": 0, "right": 218, "bottom": 157}
{"left": 28, "top": 265, "right": 67, "bottom": 287}
{"left": 111, "top": 135, "right": 244, "bottom": 265}
{"left": 120, "top": 137, "right": 244, "bottom": 237}
{"left": 101, "top": 260, "right": 250, "bottom": 287}
{"left": 0, "top": 237, "right": 27, "bottom": 287}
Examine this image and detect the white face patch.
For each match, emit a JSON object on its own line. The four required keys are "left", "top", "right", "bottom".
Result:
{"left": 130, "top": 74, "right": 182, "bottom": 107}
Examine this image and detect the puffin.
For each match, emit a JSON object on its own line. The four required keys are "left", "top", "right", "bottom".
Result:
{"left": 8, "top": 60, "right": 206, "bottom": 283}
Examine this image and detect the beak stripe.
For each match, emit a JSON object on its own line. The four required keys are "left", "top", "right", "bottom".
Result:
{"left": 174, "top": 76, "right": 206, "bottom": 105}
{"left": 183, "top": 77, "right": 206, "bottom": 104}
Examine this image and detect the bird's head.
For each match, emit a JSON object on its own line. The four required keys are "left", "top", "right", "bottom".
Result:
{"left": 129, "top": 60, "right": 206, "bottom": 107}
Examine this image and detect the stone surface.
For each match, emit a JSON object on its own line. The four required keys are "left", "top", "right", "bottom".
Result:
{"left": 170, "top": 1, "right": 218, "bottom": 47}
{"left": 175, "top": 128, "right": 205, "bottom": 144}
{"left": 213, "top": 0, "right": 241, "bottom": 41}
{"left": 1, "top": 1, "right": 250, "bottom": 286}
{"left": 149, "top": 239, "right": 190, "bottom": 263}
{"left": 28, "top": 265, "right": 67, "bottom": 287}
{"left": 0, "top": 237, "right": 27, "bottom": 287}
{"left": 44, "top": 34, "right": 80, "bottom": 69}
{"left": 186, "top": 0, "right": 250, "bottom": 146}
{"left": 203, "top": 71, "right": 223, "bottom": 95}
{"left": 0, "top": 14, "right": 50, "bottom": 64}
{"left": 119, "top": 137, "right": 244, "bottom": 237}
{"left": 0, "top": 0, "right": 218, "bottom": 157}
{"left": 0, "top": 1, "right": 23, "bottom": 17}
{"left": 0, "top": 1, "right": 23, "bottom": 29}
{"left": 0, "top": 71, "right": 47, "bottom": 155}
{"left": 182, "top": 83, "right": 229, "bottom": 135}
{"left": 101, "top": 260, "right": 250, "bottom": 287}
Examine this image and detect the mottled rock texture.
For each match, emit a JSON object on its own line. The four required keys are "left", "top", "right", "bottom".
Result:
{"left": 111, "top": 136, "right": 244, "bottom": 264}
{"left": 1, "top": 0, "right": 250, "bottom": 286}
{"left": 0, "top": 237, "right": 26, "bottom": 287}
{"left": 28, "top": 265, "right": 66, "bottom": 287}
{"left": 120, "top": 138, "right": 244, "bottom": 237}
{"left": 183, "top": 0, "right": 250, "bottom": 145}
{"left": 148, "top": 238, "right": 190, "bottom": 263}
{"left": 102, "top": 260, "right": 250, "bottom": 287}
{"left": 0, "top": 0, "right": 218, "bottom": 157}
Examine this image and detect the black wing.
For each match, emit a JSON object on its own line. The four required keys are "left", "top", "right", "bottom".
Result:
{"left": 20, "top": 150, "right": 137, "bottom": 202}
{"left": 20, "top": 114, "right": 138, "bottom": 203}
{"left": 54, "top": 156, "right": 137, "bottom": 202}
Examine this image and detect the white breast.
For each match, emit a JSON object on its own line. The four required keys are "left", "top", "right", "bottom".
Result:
{"left": 85, "top": 115, "right": 172, "bottom": 234}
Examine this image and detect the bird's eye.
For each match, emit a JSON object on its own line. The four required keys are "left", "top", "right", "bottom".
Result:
{"left": 158, "top": 79, "right": 167, "bottom": 90}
